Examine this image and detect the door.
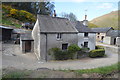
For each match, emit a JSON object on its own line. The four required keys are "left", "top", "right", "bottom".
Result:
{"left": 25, "top": 41, "right": 31, "bottom": 52}
{"left": 113, "top": 38, "right": 116, "bottom": 45}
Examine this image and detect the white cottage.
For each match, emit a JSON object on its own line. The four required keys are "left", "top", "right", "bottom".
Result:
{"left": 73, "top": 21, "right": 96, "bottom": 50}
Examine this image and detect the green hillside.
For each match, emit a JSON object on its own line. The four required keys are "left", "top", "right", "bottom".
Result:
{"left": 90, "top": 11, "right": 118, "bottom": 30}
{"left": 2, "top": 5, "right": 36, "bottom": 28}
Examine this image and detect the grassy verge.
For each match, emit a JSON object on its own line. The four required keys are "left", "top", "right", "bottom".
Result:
{"left": 3, "top": 70, "right": 31, "bottom": 78}
{"left": 60, "top": 62, "right": 119, "bottom": 75}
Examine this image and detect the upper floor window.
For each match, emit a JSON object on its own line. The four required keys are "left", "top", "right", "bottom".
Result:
{"left": 57, "top": 33, "right": 62, "bottom": 40}
{"left": 84, "top": 33, "right": 88, "bottom": 37}
{"left": 98, "top": 33, "right": 100, "bottom": 35}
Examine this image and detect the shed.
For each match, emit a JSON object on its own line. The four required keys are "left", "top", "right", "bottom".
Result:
{"left": 20, "top": 33, "right": 34, "bottom": 53}
{"left": 0, "top": 26, "right": 13, "bottom": 41}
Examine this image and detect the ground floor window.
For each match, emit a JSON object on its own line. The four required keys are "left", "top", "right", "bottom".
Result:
{"left": 62, "top": 43, "right": 68, "bottom": 50}
{"left": 84, "top": 42, "right": 88, "bottom": 48}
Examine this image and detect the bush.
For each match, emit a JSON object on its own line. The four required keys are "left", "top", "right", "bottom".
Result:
{"left": 95, "top": 45, "right": 104, "bottom": 49}
{"left": 68, "top": 44, "right": 81, "bottom": 53}
{"left": 89, "top": 49, "right": 105, "bottom": 58}
{"left": 2, "top": 5, "right": 36, "bottom": 22}
{"left": 49, "top": 44, "right": 81, "bottom": 60}
{"left": 81, "top": 47, "right": 90, "bottom": 52}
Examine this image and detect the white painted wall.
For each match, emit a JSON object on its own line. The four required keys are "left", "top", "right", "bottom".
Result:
{"left": 103, "top": 36, "right": 111, "bottom": 44}
{"left": 78, "top": 33, "right": 96, "bottom": 50}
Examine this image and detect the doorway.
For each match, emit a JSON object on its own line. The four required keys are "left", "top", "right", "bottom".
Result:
{"left": 25, "top": 41, "right": 31, "bottom": 52}
{"left": 113, "top": 38, "right": 116, "bottom": 45}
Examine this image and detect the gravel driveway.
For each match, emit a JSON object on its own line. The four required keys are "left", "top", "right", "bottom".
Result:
{"left": 2, "top": 43, "right": 118, "bottom": 70}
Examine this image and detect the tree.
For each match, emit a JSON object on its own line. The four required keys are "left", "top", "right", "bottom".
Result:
{"left": 61, "top": 12, "right": 77, "bottom": 21}
{"left": 3, "top": 1, "right": 55, "bottom": 16}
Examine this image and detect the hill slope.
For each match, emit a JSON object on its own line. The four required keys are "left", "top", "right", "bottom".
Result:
{"left": 90, "top": 11, "right": 118, "bottom": 30}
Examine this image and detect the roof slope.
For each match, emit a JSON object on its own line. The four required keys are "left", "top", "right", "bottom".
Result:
{"left": 73, "top": 21, "right": 94, "bottom": 33}
{"left": 37, "top": 15, "right": 78, "bottom": 33}
{"left": 91, "top": 27, "right": 113, "bottom": 33}
{"left": 106, "top": 30, "right": 120, "bottom": 37}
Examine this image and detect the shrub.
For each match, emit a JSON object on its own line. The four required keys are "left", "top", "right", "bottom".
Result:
{"left": 81, "top": 47, "right": 90, "bottom": 52}
{"left": 95, "top": 45, "right": 104, "bottom": 49}
{"left": 49, "top": 45, "right": 81, "bottom": 60}
{"left": 68, "top": 44, "right": 81, "bottom": 53}
{"left": 89, "top": 49, "right": 105, "bottom": 58}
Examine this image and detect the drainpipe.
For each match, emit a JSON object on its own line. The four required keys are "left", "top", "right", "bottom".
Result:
{"left": 45, "top": 33, "right": 47, "bottom": 62}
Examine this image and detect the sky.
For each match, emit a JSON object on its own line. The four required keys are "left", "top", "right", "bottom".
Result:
{"left": 54, "top": 0, "right": 119, "bottom": 21}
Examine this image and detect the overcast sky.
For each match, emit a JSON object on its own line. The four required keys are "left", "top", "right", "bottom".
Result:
{"left": 54, "top": 0, "right": 119, "bottom": 21}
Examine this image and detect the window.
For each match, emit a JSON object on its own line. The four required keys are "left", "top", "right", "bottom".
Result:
{"left": 98, "top": 36, "right": 99, "bottom": 38}
{"left": 62, "top": 43, "right": 68, "bottom": 50}
{"left": 101, "top": 36, "right": 104, "bottom": 40}
{"left": 98, "top": 33, "right": 100, "bottom": 35}
{"left": 57, "top": 33, "right": 62, "bottom": 40}
{"left": 84, "top": 42, "right": 88, "bottom": 48}
{"left": 84, "top": 33, "right": 88, "bottom": 37}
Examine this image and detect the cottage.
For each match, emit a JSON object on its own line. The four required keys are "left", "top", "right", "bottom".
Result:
{"left": 91, "top": 27, "right": 114, "bottom": 42}
{"left": 74, "top": 20, "right": 96, "bottom": 50}
{"left": 103, "top": 30, "right": 120, "bottom": 46}
{"left": 32, "top": 15, "right": 78, "bottom": 61}
{"left": 0, "top": 26, "right": 13, "bottom": 41}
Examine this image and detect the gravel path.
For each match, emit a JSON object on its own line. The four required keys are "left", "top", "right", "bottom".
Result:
{"left": 2, "top": 43, "right": 118, "bottom": 70}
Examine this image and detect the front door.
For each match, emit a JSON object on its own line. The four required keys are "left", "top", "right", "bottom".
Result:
{"left": 25, "top": 41, "right": 31, "bottom": 52}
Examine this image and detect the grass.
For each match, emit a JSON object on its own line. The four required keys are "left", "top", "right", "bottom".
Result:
{"left": 2, "top": 17, "right": 21, "bottom": 28}
{"left": 3, "top": 70, "right": 31, "bottom": 78}
{"left": 75, "top": 62, "right": 119, "bottom": 75}
{"left": 60, "top": 62, "right": 119, "bottom": 75}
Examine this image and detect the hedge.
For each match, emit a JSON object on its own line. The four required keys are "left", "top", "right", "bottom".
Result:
{"left": 89, "top": 49, "right": 105, "bottom": 58}
{"left": 49, "top": 44, "right": 81, "bottom": 60}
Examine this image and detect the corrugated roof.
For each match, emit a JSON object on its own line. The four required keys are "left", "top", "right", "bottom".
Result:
{"left": 0, "top": 26, "right": 13, "bottom": 29}
{"left": 20, "top": 33, "right": 33, "bottom": 40}
{"left": 91, "top": 27, "right": 113, "bottom": 33}
{"left": 12, "top": 29, "right": 32, "bottom": 34}
{"left": 37, "top": 15, "right": 78, "bottom": 33}
{"left": 106, "top": 30, "right": 120, "bottom": 37}
{"left": 73, "top": 21, "right": 94, "bottom": 33}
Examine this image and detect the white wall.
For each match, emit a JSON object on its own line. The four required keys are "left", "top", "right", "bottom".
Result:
{"left": 78, "top": 33, "right": 96, "bottom": 50}
{"left": 103, "top": 36, "right": 111, "bottom": 44}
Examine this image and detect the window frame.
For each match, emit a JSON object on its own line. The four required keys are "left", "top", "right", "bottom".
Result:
{"left": 84, "top": 32, "right": 88, "bottom": 37}
{"left": 56, "top": 33, "right": 62, "bottom": 40}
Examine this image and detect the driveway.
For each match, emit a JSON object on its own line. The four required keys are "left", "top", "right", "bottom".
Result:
{"left": 2, "top": 43, "right": 118, "bottom": 70}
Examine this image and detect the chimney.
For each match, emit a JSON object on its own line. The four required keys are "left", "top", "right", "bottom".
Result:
{"left": 85, "top": 15, "right": 87, "bottom": 20}
{"left": 53, "top": 10, "right": 56, "bottom": 17}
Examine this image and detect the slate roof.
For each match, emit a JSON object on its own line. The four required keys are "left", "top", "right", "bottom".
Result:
{"left": 106, "top": 30, "right": 120, "bottom": 37}
{"left": 91, "top": 27, "right": 113, "bottom": 33}
{"left": 73, "top": 21, "right": 94, "bottom": 33}
{"left": 20, "top": 33, "right": 33, "bottom": 41}
{"left": 37, "top": 15, "right": 78, "bottom": 33}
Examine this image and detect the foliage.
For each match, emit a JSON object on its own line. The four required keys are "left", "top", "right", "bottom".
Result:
{"left": 49, "top": 44, "right": 81, "bottom": 60}
{"left": 68, "top": 44, "right": 81, "bottom": 53}
{"left": 61, "top": 12, "right": 77, "bottom": 21}
{"left": 89, "top": 49, "right": 105, "bottom": 58}
{"left": 95, "top": 45, "right": 104, "bottom": 49}
{"left": 2, "top": 5, "right": 36, "bottom": 22}
{"left": 3, "top": 2, "right": 55, "bottom": 15}
{"left": 81, "top": 47, "right": 90, "bottom": 52}
{"left": 75, "top": 62, "right": 119, "bottom": 75}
